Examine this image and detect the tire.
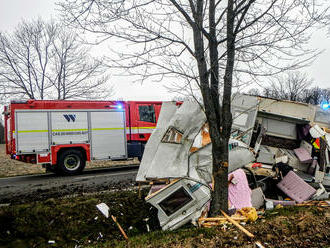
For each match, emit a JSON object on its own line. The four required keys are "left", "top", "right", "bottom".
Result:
{"left": 57, "top": 149, "right": 86, "bottom": 175}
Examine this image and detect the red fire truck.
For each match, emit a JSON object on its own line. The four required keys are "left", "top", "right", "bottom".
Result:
{"left": 3, "top": 100, "right": 164, "bottom": 175}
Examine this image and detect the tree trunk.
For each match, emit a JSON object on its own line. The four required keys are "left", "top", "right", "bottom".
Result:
{"left": 209, "top": 0, "right": 235, "bottom": 216}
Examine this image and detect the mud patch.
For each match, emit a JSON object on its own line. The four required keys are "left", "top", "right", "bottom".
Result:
{"left": 0, "top": 188, "right": 159, "bottom": 248}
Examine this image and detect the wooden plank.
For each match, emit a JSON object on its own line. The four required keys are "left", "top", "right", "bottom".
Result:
{"left": 220, "top": 210, "right": 254, "bottom": 238}
{"left": 199, "top": 216, "right": 246, "bottom": 222}
{"left": 111, "top": 215, "right": 128, "bottom": 240}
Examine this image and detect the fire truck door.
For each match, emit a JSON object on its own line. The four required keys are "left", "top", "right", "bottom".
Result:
{"left": 90, "top": 111, "right": 126, "bottom": 160}
{"left": 16, "top": 111, "right": 49, "bottom": 153}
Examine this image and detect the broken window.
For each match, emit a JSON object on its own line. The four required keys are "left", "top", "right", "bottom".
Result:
{"left": 190, "top": 123, "right": 210, "bottom": 153}
{"left": 158, "top": 187, "right": 193, "bottom": 216}
{"left": 162, "top": 127, "right": 183, "bottom": 144}
{"left": 139, "top": 105, "right": 156, "bottom": 123}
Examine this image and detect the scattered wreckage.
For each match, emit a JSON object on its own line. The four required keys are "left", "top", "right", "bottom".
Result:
{"left": 136, "top": 94, "right": 330, "bottom": 231}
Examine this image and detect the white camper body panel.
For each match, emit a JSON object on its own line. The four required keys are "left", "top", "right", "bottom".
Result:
{"left": 14, "top": 109, "right": 127, "bottom": 160}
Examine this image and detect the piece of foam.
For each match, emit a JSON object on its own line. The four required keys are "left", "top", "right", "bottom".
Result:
{"left": 293, "top": 147, "right": 312, "bottom": 163}
{"left": 277, "top": 171, "right": 316, "bottom": 203}
{"left": 228, "top": 169, "right": 252, "bottom": 210}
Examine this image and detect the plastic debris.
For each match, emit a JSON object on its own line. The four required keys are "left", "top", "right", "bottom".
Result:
{"left": 96, "top": 203, "right": 110, "bottom": 218}
{"left": 265, "top": 201, "right": 274, "bottom": 210}
{"left": 235, "top": 207, "right": 258, "bottom": 222}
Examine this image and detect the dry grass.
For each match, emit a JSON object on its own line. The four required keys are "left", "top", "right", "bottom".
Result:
{"left": 0, "top": 144, "right": 138, "bottom": 177}
{"left": 0, "top": 144, "right": 44, "bottom": 177}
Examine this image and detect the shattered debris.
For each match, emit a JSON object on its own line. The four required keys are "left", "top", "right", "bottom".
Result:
{"left": 136, "top": 94, "right": 330, "bottom": 231}
{"left": 96, "top": 203, "right": 110, "bottom": 218}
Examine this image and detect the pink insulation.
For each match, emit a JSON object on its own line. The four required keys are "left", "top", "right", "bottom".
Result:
{"left": 228, "top": 169, "right": 252, "bottom": 209}
{"left": 277, "top": 171, "right": 316, "bottom": 203}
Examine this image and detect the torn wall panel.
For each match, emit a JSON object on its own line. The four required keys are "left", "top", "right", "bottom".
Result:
{"left": 136, "top": 102, "right": 179, "bottom": 181}
{"left": 258, "top": 98, "right": 315, "bottom": 122}
{"left": 231, "top": 94, "right": 259, "bottom": 145}
{"left": 136, "top": 101, "right": 206, "bottom": 181}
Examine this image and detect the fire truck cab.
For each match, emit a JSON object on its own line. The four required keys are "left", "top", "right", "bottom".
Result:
{"left": 3, "top": 100, "right": 162, "bottom": 175}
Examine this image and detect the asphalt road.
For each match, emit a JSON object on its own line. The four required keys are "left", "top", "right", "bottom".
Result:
{"left": 0, "top": 165, "right": 139, "bottom": 204}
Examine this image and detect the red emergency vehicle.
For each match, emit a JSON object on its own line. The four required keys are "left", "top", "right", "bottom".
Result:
{"left": 3, "top": 100, "right": 163, "bottom": 175}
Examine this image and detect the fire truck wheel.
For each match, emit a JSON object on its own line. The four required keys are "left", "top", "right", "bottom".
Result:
{"left": 57, "top": 149, "right": 86, "bottom": 175}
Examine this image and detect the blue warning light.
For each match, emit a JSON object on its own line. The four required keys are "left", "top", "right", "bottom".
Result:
{"left": 320, "top": 101, "right": 329, "bottom": 110}
{"left": 116, "top": 104, "right": 123, "bottom": 110}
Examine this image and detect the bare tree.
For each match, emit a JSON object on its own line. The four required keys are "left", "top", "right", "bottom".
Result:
{"left": 300, "top": 86, "right": 330, "bottom": 104}
{"left": 58, "top": 0, "right": 327, "bottom": 215}
{"left": 262, "top": 71, "right": 313, "bottom": 101}
{"left": 50, "top": 28, "right": 111, "bottom": 99}
{"left": 0, "top": 20, "right": 55, "bottom": 100}
{"left": 260, "top": 72, "right": 330, "bottom": 104}
{"left": 0, "top": 19, "right": 112, "bottom": 102}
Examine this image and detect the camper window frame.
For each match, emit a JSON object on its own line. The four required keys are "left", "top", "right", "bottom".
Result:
{"left": 158, "top": 186, "right": 193, "bottom": 216}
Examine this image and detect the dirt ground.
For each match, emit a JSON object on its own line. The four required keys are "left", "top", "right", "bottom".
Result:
{"left": 0, "top": 144, "right": 138, "bottom": 177}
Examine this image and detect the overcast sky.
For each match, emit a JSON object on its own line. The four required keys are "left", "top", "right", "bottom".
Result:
{"left": 0, "top": 0, "right": 329, "bottom": 101}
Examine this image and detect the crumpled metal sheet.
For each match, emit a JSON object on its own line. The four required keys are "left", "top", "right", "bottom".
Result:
{"left": 137, "top": 96, "right": 258, "bottom": 182}
{"left": 136, "top": 101, "right": 206, "bottom": 181}
{"left": 188, "top": 139, "right": 255, "bottom": 184}
{"left": 136, "top": 102, "right": 178, "bottom": 181}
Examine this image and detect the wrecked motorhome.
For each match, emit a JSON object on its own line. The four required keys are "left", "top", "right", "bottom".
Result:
{"left": 136, "top": 95, "right": 330, "bottom": 231}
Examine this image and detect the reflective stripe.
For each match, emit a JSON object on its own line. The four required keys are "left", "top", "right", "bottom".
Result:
{"left": 92, "top": 128, "right": 124, "bottom": 131}
{"left": 53, "top": 129, "right": 88, "bottom": 132}
{"left": 17, "top": 130, "right": 47, "bottom": 133}
{"left": 126, "top": 127, "right": 155, "bottom": 134}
